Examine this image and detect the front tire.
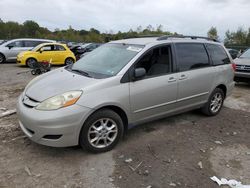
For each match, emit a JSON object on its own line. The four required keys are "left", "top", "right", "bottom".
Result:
{"left": 79, "top": 109, "right": 124, "bottom": 153}
{"left": 26, "top": 58, "right": 37, "bottom": 68}
{"left": 0, "top": 53, "right": 5, "bottom": 64}
{"left": 65, "top": 57, "right": 74, "bottom": 65}
{"left": 201, "top": 88, "right": 225, "bottom": 116}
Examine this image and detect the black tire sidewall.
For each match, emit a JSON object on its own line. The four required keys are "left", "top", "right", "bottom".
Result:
{"left": 79, "top": 109, "right": 124, "bottom": 153}
{"left": 0, "top": 53, "right": 5, "bottom": 63}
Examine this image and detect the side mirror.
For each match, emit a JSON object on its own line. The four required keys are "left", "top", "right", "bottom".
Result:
{"left": 39, "top": 49, "right": 43, "bottom": 53}
{"left": 8, "top": 45, "right": 14, "bottom": 49}
{"left": 134, "top": 68, "right": 146, "bottom": 80}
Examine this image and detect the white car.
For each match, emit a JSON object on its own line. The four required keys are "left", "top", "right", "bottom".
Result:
{"left": 0, "top": 38, "right": 55, "bottom": 63}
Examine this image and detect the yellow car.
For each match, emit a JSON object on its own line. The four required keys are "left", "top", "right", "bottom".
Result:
{"left": 17, "top": 43, "right": 76, "bottom": 67}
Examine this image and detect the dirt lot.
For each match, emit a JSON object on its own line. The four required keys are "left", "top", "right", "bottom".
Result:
{"left": 0, "top": 63, "right": 250, "bottom": 188}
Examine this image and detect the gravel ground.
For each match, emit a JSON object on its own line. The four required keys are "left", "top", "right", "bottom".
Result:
{"left": 0, "top": 63, "right": 249, "bottom": 188}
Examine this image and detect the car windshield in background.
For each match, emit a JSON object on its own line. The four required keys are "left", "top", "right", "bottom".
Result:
{"left": 69, "top": 43, "right": 144, "bottom": 78}
{"left": 240, "top": 49, "right": 250, "bottom": 58}
{"left": 0, "top": 40, "right": 7, "bottom": 45}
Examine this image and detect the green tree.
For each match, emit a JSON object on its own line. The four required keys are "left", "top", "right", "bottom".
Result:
{"left": 207, "top": 26, "right": 218, "bottom": 40}
{"left": 23, "top": 20, "right": 40, "bottom": 37}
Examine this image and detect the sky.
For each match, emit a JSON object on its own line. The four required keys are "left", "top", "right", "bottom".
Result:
{"left": 0, "top": 0, "right": 250, "bottom": 38}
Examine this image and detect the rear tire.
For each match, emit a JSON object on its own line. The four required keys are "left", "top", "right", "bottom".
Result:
{"left": 0, "top": 53, "right": 5, "bottom": 64}
{"left": 79, "top": 109, "right": 124, "bottom": 153}
{"left": 201, "top": 88, "right": 225, "bottom": 116}
{"left": 65, "top": 57, "right": 74, "bottom": 65}
{"left": 26, "top": 58, "right": 37, "bottom": 68}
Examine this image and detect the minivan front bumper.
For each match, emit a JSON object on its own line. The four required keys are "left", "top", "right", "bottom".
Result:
{"left": 17, "top": 94, "right": 92, "bottom": 147}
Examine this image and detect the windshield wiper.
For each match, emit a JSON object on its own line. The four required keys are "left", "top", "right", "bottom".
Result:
{"left": 71, "top": 69, "right": 92, "bottom": 77}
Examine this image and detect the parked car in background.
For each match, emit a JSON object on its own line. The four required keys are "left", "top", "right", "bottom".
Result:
{"left": 0, "top": 40, "right": 8, "bottom": 45}
{"left": 70, "top": 43, "right": 102, "bottom": 60}
{"left": 17, "top": 43, "right": 76, "bottom": 67}
{"left": 227, "top": 48, "right": 240, "bottom": 59}
{"left": 0, "top": 38, "right": 55, "bottom": 64}
{"left": 234, "top": 48, "right": 250, "bottom": 83}
{"left": 17, "top": 36, "right": 234, "bottom": 153}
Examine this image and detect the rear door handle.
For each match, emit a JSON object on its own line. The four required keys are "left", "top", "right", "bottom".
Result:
{"left": 179, "top": 74, "right": 188, "bottom": 80}
{"left": 168, "top": 77, "right": 177, "bottom": 83}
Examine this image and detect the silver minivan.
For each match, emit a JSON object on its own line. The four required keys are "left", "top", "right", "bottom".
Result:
{"left": 17, "top": 36, "right": 235, "bottom": 153}
{"left": 0, "top": 38, "right": 55, "bottom": 63}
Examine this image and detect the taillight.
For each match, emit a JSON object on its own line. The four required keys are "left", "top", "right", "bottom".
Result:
{"left": 231, "top": 63, "right": 236, "bottom": 71}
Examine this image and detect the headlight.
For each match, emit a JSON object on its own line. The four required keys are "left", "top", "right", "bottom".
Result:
{"left": 36, "top": 91, "right": 82, "bottom": 111}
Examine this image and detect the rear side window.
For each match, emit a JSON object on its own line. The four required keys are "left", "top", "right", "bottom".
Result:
{"left": 54, "top": 45, "right": 66, "bottom": 51}
{"left": 176, "top": 43, "right": 209, "bottom": 72}
{"left": 24, "top": 41, "right": 38, "bottom": 47}
{"left": 207, "top": 44, "right": 230, "bottom": 65}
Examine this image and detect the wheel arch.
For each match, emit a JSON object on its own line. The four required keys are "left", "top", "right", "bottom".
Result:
{"left": 78, "top": 105, "right": 129, "bottom": 146}
{"left": 215, "top": 84, "right": 227, "bottom": 97}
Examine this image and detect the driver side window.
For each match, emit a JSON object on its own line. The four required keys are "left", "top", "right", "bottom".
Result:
{"left": 135, "top": 45, "right": 172, "bottom": 77}
{"left": 40, "top": 45, "right": 54, "bottom": 51}
{"left": 7, "top": 41, "right": 24, "bottom": 48}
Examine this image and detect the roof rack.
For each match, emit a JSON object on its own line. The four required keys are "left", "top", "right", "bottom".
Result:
{"left": 124, "top": 35, "right": 161, "bottom": 39}
{"left": 157, "top": 35, "right": 219, "bottom": 42}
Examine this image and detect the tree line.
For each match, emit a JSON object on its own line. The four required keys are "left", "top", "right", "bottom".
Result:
{"left": 1, "top": 19, "right": 250, "bottom": 48}
{"left": 0, "top": 19, "right": 173, "bottom": 43}
{"left": 207, "top": 26, "right": 250, "bottom": 49}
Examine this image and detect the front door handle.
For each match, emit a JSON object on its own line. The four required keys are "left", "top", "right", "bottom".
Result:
{"left": 179, "top": 74, "right": 188, "bottom": 80}
{"left": 168, "top": 77, "right": 177, "bottom": 83}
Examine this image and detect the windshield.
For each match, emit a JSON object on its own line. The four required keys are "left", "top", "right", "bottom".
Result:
{"left": 31, "top": 43, "right": 44, "bottom": 51}
{"left": 240, "top": 49, "right": 250, "bottom": 58}
{"left": 0, "top": 40, "right": 7, "bottom": 45}
{"left": 69, "top": 43, "right": 144, "bottom": 78}
{"left": 81, "top": 43, "right": 91, "bottom": 48}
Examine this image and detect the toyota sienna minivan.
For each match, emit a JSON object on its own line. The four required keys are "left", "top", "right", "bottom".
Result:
{"left": 17, "top": 36, "right": 235, "bottom": 153}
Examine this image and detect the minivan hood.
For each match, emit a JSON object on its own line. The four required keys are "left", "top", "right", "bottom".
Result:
{"left": 234, "top": 58, "right": 250, "bottom": 65}
{"left": 25, "top": 68, "right": 98, "bottom": 102}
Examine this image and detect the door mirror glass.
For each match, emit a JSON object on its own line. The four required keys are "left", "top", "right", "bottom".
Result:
{"left": 134, "top": 68, "right": 146, "bottom": 79}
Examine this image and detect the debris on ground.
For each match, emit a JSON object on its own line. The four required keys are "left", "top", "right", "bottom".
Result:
{"left": 147, "top": 144, "right": 158, "bottom": 158}
{"left": 0, "top": 109, "right": 16, "bottom": 118}
{"left": 128, "top": 161, "right": 143, "bottom": 172}
{"left": 143, "top": 169, "right": 149, "bottom": 176}
{"left": 198, "top": 161, "right": 203, "bottom": 169}
{"left": 125, "top": 158, "right": 132, "bottom": 163}
{"left": 109, "top": 177, "right": 114, "bottom": 182}
{"left": 169, "top": 182, "right": 177, "bottom": 187}
{"left": 118, "top": 154, "right": 124, "bottom": 159}
{"left": 11, "top": 135, "right": 27, "bottom": 141}
{"left": 214, "top": 141, "right": 223, "bottom": 145}
{"left": 24, "top": 166, "right": 32, "bottom": 176}
{"left": 210, "top": 176, "right": 250, "bottom": 188}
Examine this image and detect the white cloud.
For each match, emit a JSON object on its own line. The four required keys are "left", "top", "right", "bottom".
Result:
{"left": 0, "top": 0, "right": 249, "bottom": 38}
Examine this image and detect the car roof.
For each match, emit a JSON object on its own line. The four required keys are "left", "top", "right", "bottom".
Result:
{"left": 10, "top": 38, "right": 55, "bottom": 42}
{"left": 40, "top": 42, "right": 65, "bottom": 46}
{"left": 110, "top": 36, "right": 221, "bottom": 46}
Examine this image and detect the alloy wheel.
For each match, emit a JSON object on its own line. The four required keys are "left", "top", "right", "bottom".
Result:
{"left": 87, "top": 118, "right": 118, "bottom": 149}
{"left": 210, "top": 92, "right": 223, "bottom": 113}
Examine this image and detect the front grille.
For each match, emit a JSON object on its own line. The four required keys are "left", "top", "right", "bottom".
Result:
{"left": 236, "top": 64, "right": 250, "bottom": 72}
